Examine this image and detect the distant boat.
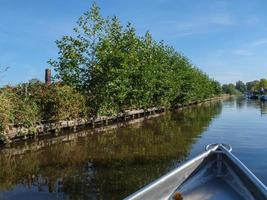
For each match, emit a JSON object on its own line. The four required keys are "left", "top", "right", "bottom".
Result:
{"left": 260, "top": 95, "right": 267, "bottom": 101}
{"left": 124, "top": 144, "right": 267, "bottom": 200}
{"left": 245, "top": 92, "right": 259, "bottom": 99}
{"left": 246, "top": 94, "right": 259, "bottom": 99}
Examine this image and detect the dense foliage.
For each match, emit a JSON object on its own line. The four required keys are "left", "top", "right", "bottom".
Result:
{"left": 235, "top": 80, "right": 246, "bottom": 93}
{"left": 222, "top": 83, "right": 240, "bottom": 95}
{"left": 223, "top": 79, "right": 267, "bottom": 94}
{"left": 50, "top": 3, "right": 221, "bottom": 115}
{"left": 1, "top": 3, "right": 222, "bottom": 141}
{"left": 0, "top": 83, "right": 88, "bottom": 140}
{"left": 15, "top": 82, "right": 88, "bottom": 122}
{"left": 0, "top": 87, "right": 40, "bottom": 135}
{"left": 246, "top": 79, "right": 267, "bottom": 92}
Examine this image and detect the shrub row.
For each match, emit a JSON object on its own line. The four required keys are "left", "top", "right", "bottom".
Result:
{"left": 0, "top": 83, "right": 87, "bottom": 140}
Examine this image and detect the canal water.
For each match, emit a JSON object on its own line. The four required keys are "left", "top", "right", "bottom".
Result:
{"left": 0, "top": 97, "right": 267, "bottom": 200}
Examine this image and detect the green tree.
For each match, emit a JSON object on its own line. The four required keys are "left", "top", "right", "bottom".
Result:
{"left": 246, "top": 80, "right": 259, "bottom": 92}
{"left": 49, "top": 3, "right": 221, "bottom": 116}
{"left": 235, "top": 80, "right": 246, "bottom": 93}
{"left": 222, "top": 83, "right": 239, "bottom": 95}
{"left": 259, "top": 79, "right": 267, "bottom": 90}
{"left": 49, "top": 2, "right": 107, "bottom": 92}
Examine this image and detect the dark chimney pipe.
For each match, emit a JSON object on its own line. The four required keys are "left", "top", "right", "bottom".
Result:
{"left": 45, "top": 69, "right": 51, "bottom": 85}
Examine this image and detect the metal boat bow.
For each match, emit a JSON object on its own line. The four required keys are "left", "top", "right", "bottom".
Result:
{"left": 124, "top": 144, "right": 267, "bottom": 200}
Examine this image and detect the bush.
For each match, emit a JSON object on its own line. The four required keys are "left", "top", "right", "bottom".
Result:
{"left": 0, "top": 87, "right": 40, "bottom": 137}
{"left": 40, "top": 84, "right": 88, "bottom": 121}
{"left": 19, "top": 83, "right": 88, "bottom": 122}
{"left": 0, "top": 83, "right": 88, "bottom": 141}
{"left": 0, "top": 89, "right": 14, "bottom": 133}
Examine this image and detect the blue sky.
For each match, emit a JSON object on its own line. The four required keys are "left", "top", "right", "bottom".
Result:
{"left": 1, "top": 0, "right": 267, "bottom": 85}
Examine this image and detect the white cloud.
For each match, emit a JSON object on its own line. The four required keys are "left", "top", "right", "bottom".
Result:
{"left": 251, "top": 38, "right": 267, "bottom": 47}
{"left": 158, "top": 12, "right": 237, "bottom": 38}
{"left": 209, "top": 13, "right": 236, "bottom": 26}
{"left": 231, "top": 49, "right": 253, "bottom": 56}
{"left": 229, "top": 38, "right": 267, "bottom": 57}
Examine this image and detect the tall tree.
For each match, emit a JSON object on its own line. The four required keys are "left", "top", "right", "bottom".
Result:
{"left": 259, "top": 79, "right": 267, "bottom": 90}
{"left": 235, "top": 80, "right": 246, "bottom": 93}
{"left": 49, "top": 3, "right": 221, "bottom": 115}
{"left": 222, "top": 83, "right": 239, "bottom": 95}
{"left": 49, "top": 3, "right": 107, "bottom": 92}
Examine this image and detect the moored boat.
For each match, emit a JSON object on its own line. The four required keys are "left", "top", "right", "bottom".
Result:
{"left": 124, "top": 144, "right": 267, "bottom": 200}
{"left": 260, "top": 95, "right": 267, "bottom": 101}
{"left": 245, "top": 92, "right": 260, "bottom": 100}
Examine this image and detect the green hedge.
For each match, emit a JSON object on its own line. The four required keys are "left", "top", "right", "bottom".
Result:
{"left": 0, "top": 83, "right": 88, "bottom": 140}
{"left": 25, "top": 83, "right": 88, "bottom": 121}
{"left": 0, "top": 87, "right": 39, "bottom": 136}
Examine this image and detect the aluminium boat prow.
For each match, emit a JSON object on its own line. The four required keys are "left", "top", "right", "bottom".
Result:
{"left": 124, "top": 144, "right": 267, "bottom": 200}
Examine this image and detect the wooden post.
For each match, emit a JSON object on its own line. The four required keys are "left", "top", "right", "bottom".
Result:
{"left": 45, "top": 69, "right": 51, "bottom": 85}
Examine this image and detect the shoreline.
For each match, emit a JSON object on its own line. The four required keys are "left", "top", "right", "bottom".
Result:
{"left": 1, "top": 95, "right": 230, "bottom": 145}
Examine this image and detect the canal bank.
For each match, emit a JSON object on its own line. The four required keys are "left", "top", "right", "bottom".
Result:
{"left": 1, "top": 95, "right": 229, "bottom": 145}
{"left": 0, "top": 97, "right": 266, "bottom": 199}
{"left": 1, "top": 96, "right": 233, "bottom": 156}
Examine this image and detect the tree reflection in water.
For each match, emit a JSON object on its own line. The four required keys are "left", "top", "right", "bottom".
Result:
{"left": 0, "top": 101, "right": 222, "bottom": 200}
{"left": 260, "top": 101, "right": 267, "bottom": 115}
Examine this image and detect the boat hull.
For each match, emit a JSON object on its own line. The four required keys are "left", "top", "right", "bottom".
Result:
{"left": 124, "top": 144, "right": 267, "bottom": 200}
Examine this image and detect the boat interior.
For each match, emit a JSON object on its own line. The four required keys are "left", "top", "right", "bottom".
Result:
{"left": 169, "top": 145, "right": 266, "bottom": 200}
{"left": 124, "top": 144, "right": 267, "bottom": 200}
{"left": 172, "top": 153, "right": 253, "bottom": 200}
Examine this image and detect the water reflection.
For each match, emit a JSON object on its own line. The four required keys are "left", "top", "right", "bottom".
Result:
{"left": 236, "top": 96, "right": 246, "bottom": 109}
{"left": 260, "top": 101, "right": 267, "bottom": 115}
{"left": 245, "top": 98, "right": 267, "bottom": 116}
{"left": 0, "top": 101, "right": 222, "bottom": 199}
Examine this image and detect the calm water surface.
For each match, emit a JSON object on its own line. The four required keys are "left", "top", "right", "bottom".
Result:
{"left": 0, "top": 97, "right": 267, "bottom": 200}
